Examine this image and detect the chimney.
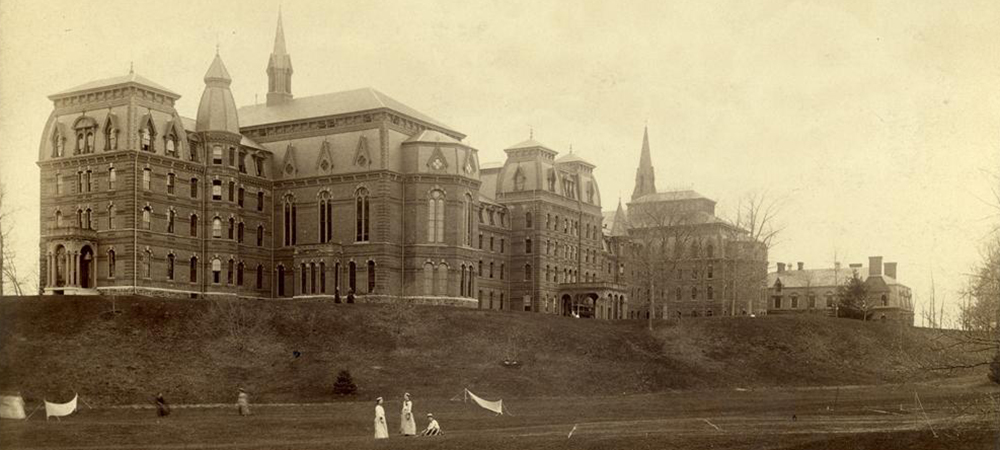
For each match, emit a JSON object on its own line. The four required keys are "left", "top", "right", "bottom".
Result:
{"left": 884, "top": 262, "right": 897, "bottom": 279}
{"left": 797, "top": 262, "right": 804, "bottom": 271}
{"left": 777, "top": 262, "right": 786, "bottom": 273}
{"left": 849, "top": 263, "right": 862, "bottom": 274}
{"left": 869, "top": 256, "right": 883, "bottom": 277}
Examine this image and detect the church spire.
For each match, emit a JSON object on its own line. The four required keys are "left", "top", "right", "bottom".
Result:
{"left": 267, "top": 8, "right": 293, "bottom": 105}
{"left": 631, "top": 126, "right": 656, "bottom": 201}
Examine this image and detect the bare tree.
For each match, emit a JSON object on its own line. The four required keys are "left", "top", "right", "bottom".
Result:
{"left": 724, "top": 191, "right": 784, "bottom": 315}
{"left": 627, "top": 200, "right": 699, "bottom": 331}
{"left": 0, "top": 181, "right": 26, "bottom": 296}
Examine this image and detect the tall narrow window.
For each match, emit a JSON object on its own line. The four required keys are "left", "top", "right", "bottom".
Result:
{"left": 212, "top": 217, "right": 222, "bottom": 238}
{"left": 167, "top": 254, "right": 175, "bottom": 280}
{"left": 256, "top": 264, "right": 264, "bottom": 289}
{"left": 142, "top": 168, "right": 151, "bottom": 191}
{"left": 167, "top": 209, "right": 175, "bottom": 234}
{"left": 257, "top": 191, "right": 264, "bottom": 211}
{"left": 190, "top": 214, "right": 198, "bottom": 237}
{"left": 427, "top": 190, "right": 445, "bottom": 243}
{"left": 142, "top": 250, "right": 151, "bottom": 278}
{"left": 108, "top": 249, "right": 116, "bottom": 278}
{"left": 212, "top": 180, "right": 222, "bottom": 200}
{"left": 524, "top": 264, "right": 532, "bottom": 281}
{"left": 227, "top": 259, "right": 234, "bottom": 285}
{"left": 142, "top": 207, "right": 151, "bottom": 230}
{"left": 301, "top": 264, "right": 308, "bottom": 294}
{"left": 166, "top": 173, "right": 175, "bottom": 195}
{"left": 310, "top": 263, "right": 316, "bottom": 293}
{"left": 238, "top": 187, "right": 244, "bottom": 207}
{"left": 283, "top": 195, "right": 296, "bottom": 246}
{"left": 320, "top": 262, "right": 326, "bottom": 294}
{"left": 460, "top": 265, "right": 466, "bottom": 297}
{"left": 107, "top": 168, "right": 116, "bottom": 190}
{"left": 227, "top": 217, "right": 235, "bottom": 240}
{"left": 105, "top": 121, "right": 118, "bottom": 151}
{"left": 55, "top": 173, "right": 63, "bottom": 194}
{"left": 318, "top": 192, "right": 331, "bottom": 243}
{"left": 190, "top": 257, "right": 197, "bottom": 282}
{"left": 707, "top": 286, "right": 714, "bottom": 300}
{"left": 237, "top": 222, "right": 245, "bottom": 243}
{"left": 257, "top": 225, "right": 264, "bottom": 247}
{"left": 212, "top": 145, "right": 223, "bottom": 164}
{"left": 84, "top": 209, "right": 92, "bottom": 229}
{"left": 464, "top": 194, "right": 474, "bottom": 246}
{"left": 228, "top": 181, "right": 234, "bottom": 202}
{"left": 212, "top": 259, "right": 222, "bottom": 284}
{"left": 228, "top": 147, "right": 235, "bottom": 166}
{"left": 367, "top": 261, "right": 376, "bottom": 293}
{"left": 500, "top": 263, "right": 505, "bottom": 280}
{"left": 237, "top": 262, "right": 244, "bottom": 286}
{"left": 277, "top": 265, "right": 286, "bottom": 296}
{"left": 107, "top": 205, "right": 115, "bottom": 230}
{"left": 355, "top": 188, "right": 370, "bottom": 242}
{"left": 190, "top": 178, "right": 199, "bottom": 198}
{"left": 85, "top": 170, "right": 92, "bottom": 192}
{"left": 165, "top": 134, "right": 177, "bottom": 155}
{"left": 140, "top": 123, "right": 154, "bottom": 152}
{"left": 525, "top": 211, "right": 533, "bottom": 228}
{"left": 349, "top": 261, "right": 357, "bottom": 292}
{"left": 52, "top": 131, "right": 65, "bottom": 157}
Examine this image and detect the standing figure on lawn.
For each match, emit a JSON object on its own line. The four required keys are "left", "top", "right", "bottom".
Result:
{"left": 374, "top": 397, "right": 389, "bottom": 439}
{"left": 400, "top": 393, "right": 416, "bottom": 436}
{"left": 155, "top": 392, "right": 170, "bottom": 417}
{"left": 236, "top": 388, "right": 251, "bottom": 416}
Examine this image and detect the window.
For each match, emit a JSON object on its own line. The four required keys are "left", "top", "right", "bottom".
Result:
{"left": 228, "top": 147, "right": 235, "bottom": 166}
{"left": 190, "top": 214, "right": 198, "bottom": 237}
{"left": 165, "top": 134, "right": 177, "bottom": 155}
{"left": 367, "top": 261, "right": 376, "bottom": 293}
{"left": 104, "top": 120, "right": 118, "bottom": 151}
{"left": 675, "top": 287, "right": 682, "bottom": 301}
{"left": 108, "top": 249, "right": 116, "bottom": 278}
{"left": 166, "top": 173, "right": 175, "bottom": 195}
{"left": 500, "top": 238, "right": 505, "bottom": 253}
{"left": 256, "top": 264, "right": 264, "bottom": 289}
{"left": 228, "top": 181, "right": 235, "bottom": 202}
{"left": 188, "top": 256, "right": 198, "bottom": 283}
{"left": 319, "top": 192, "right": 332, "bottom": 243}
{"left": 283, "top": 196, "right": 297, "bottom": 246}
{"left": 167, "top": 254, "right": 175, "bottom": 280}
{"left": 500, "top": 263, "right": 504, "bottom": 280}
{"left": 52, "top": 130, "right": 65, "bottom": 157}
{"left": 55, "top": 173, "right": 63, "bottom": 194}
{"left": 881, "top": 294, "right": 888, "bottom": 306}
{"left": 825, "top": 292, "right": 834, "bottom": 308}
{"left": 212, "top": 217, "right": 222, "bottom": 238}
{"left": 464, "top": 194, "right": 473, "bottom": 246}
{"left": 349, "top": 261, "right": 357, "bottom": 292}
{"left": 277, "top": 265, "right": 286, "bottom": 296}
{"left": 140, "top": 122, "right": 154, "bottom": 152}
{"left": 212, "top": 180, "right": 222, "bottom": 200}
{"left": 238, "top": 187, "right": 245, "bottom": 208}
{"left": 809, "top": 295, "right": 817, "bottom": 308}
{"left": 257, "top": 191, "right": 264, "bottom": 211}
{"left": 228, "top": 218, "right": 235, "bottom": 240}
{"left": 239, "top": 151, "right": 247, "bottom": 174}
{"left": 489, "top": 236, "right": 494, "bottom": 251}
{"left": 167, "top": 209, "right": 175, "bottom": 233}
{"left": 257, "top": 225, "right": 264, "bottom": 247}
{"left": 189, "top": 142, "right": 199, "bottom": 162}
{"left": 237, "top": 222, "right": 245, "bottom": 243}
{"left": 478, "top": 260, "right": 483, "bottom": 277}
{"left": 237, "top": 262, "right": 244, "bottom": 286}
{"left": 320, "top": 262, "right": 326, "bottom": 293}
{"left": 227, "top": 259, "right": 234, "bottom": 285}
{"left": 212, "top": 145, "right": 223, "bottom": 164}
{"left": 706, "top": 244, "right": 715, "bottom": 258}
{"left": 108, "top": 205, "right": 115, "bottom": 229}
{"left": 142, "top": 250, "right": 151, "bottom": 278}
{"left": 525, "top": 211, "right": 533, "bottom": 228}
{"left": 77, "top": 172, "right": 83, "bottom": 193}
{"left": 142, "top": 168, "right": 151, "bottom": 191}
{"left": 525, "top": 238, "right": 532, "bottom": 254}
{"left": 190, "top": 178, "right": 199, "bottom": 198}
{"left": 773, "top": 297, "right": 782, "bottom": 309}
{"left": 142, "top": 207, "right": 152, "bottom": 230}
{"left": 85, "top": 170, "right": 92, "bottom": 192}
{"left": 691, "top": 286, "right": 698, "bottom": 300}
{"left": 478, "top": 233, "right": 483, "bottom": 249}
{"left": 707, "top": 264, "right": 714, "bottom": 279}
{"left": 212, "top": 259, "right": 222, "bottom": 284}
{"left": 355, "top": 188, "right": 370, "bottom": 242}
{"left": 84, "top": 208, "right": 92, "bottom": 229}
{"left": 302, "top": 264, "right": 309, "bottom": 294}
{"left": 107, "top": 168, "right": 116, "bottom": 190}
{"left": 489, "top": 262, "right": 494, "bottom": 278}
{"left": 791, "top": 295, "right": 799, "bottom": 309}
{"left": 524, "top": 264, "right": 532, "bottom": 281}
{"left": 707, "top": 286, "right": 714, "bottom": 300}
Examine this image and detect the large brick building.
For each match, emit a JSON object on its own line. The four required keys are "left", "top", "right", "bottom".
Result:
{"left": 35, "top": 13, "right": 632, "bottom": 316}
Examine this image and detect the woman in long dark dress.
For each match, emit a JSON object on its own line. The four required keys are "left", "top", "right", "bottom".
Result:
{"left": 155, "top": 393, "right": 170, "bottom": 417}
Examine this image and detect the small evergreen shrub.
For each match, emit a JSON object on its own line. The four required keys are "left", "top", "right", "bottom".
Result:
{"left": 333, "top": 370, "right": 358, "bottom": 396}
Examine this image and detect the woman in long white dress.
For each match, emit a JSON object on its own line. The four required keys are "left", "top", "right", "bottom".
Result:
{"left": 400, "top": 393, "right": 416, "bottom": 436}
{"left": 374, "top": 397, "right": 389, "bottom": 439}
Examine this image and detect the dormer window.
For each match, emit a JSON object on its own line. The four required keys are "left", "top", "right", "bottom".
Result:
{"left": 52, "top": 130, "right": 65, "bottom": 157}
{"left": 164, "top": 133, "right": 178, "bottom": 156}
{"left": 140, "top": 123, "right": 154, "bottom": 152}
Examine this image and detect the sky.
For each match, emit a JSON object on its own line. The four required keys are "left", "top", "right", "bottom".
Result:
{"left": 1, "top": 0, "right": 998, "bottom": 324}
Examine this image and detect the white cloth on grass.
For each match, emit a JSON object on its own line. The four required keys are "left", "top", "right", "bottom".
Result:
{"left": 0, "top": 395, "right": 26, "bottom": 419}
{"left": 45, "top": 394, "right": 77, "bottom": 420}
{"left": 466, "top": 389, "right": 503, "bottom": 415}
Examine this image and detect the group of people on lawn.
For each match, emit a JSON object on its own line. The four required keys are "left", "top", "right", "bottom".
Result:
{"left": 155, "top": 389, "right": 441, "bottom": 438}
{"left": 374, "top": 393, "right": 441, "bottom": 438}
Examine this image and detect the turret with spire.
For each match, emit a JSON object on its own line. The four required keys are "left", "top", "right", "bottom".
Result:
{"left": 267, "top": 8, "right": 294, "bottom": 105}
{"left": 631, "top": 126, "right": 656, "bottom": 201}
{"left": 196, "top": 51, "right": 240, "bottom": 134}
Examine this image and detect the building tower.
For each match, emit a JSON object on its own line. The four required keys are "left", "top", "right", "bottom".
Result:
{"left": 266, "top": 9, "right": 293, "bottom": 105}
{"left": 631, "top": 126, "right": 656, "bottom": 201}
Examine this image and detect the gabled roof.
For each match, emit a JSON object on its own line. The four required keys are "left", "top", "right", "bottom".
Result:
{"left": 237, "top": 87, "right": 457, "bottom": 133}
{"left": 506, "top": 138, "right": 553, "bottom": 151}
{"left": 631, "top": 190, "right": 711, "bottom": 204}
{"left": 50, "top": 72, "right": 179, "bottom": 99}
{"left": 404, "top": 129, "right": 462, "bottom": 145}
{"left": 555, "top": 152, "right": 593, "bottom": 166}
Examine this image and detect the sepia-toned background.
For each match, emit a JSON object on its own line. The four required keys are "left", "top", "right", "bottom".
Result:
{"left": 1, "top": 0, "right": 998, "bottom": 323}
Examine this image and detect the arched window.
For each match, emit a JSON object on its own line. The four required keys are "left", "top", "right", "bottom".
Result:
{"left": 188, "top": 256, "right": 197, "bottom": 282}
{"left": 691, "top": 286, "right": 698, "bottom": 300}
{"left": 85, "top": 131, "right": 94, "bottom": 153}
{"left": 256, "top": 264, "right": 264, "bottom": 289}
{"left": 55, "top": 210, "right": 62, "bottom": 227}
{"left": 52, "top": 129, "right": 65, "bottom": 157}
{"left": 84, "top": 208, "right": 92, "bottom": 230}
{"left": 707, "top": 286, "right": 714, "bottom": 300}
{"left": 318, "top": 192, "right": 333, "bottom": 243}
{"left": 237, "top": 222, "right": 245, "bottom": 243}
{"left": 141, "top": 207, "right": 151, "bottom": 230}
{"left": 525, "top": 237, "right": 532, "bottom": 254}
{"left": 524, "top": 264, "right": 532, "bottom": 281}
{"left": 108, "top": 249, "right": 116, "bottom": 278}
{"left": 489, "top": 262, "right": 494, "bottom": 279}
{"left": 237, "top": 261, "right": 245, "bottom": 286}
{"left": 367, "top": 260, "right": 376, "bottom": 293}
{"left": 142, "top": 168, "right": 151, "bottom": 190}
{"left": 212, "top": 217, "right": 222, "bottom": 238}
{"left": 425, "top": 262, "right": 435, "bottom": 295}
{"left": 881, "top": 294, "right": 888, "bottom": 306}
{"left": 227, "top": 259, "right": 234, "bottom": 285}
{"left": 211, "top": 258, "right": 222, "bottom": 284}
{"left": 283, "top": 195, "right": 296, "bottom": 246}
{"left": 167, "top": 209, "right": 175, "bottom": 233}
{"left": 427, "top": 190, "right": 445, "bottom": 243}
{"left": 76, "top": 133, "right": 84, "bottom": 154}
{"left": 791, "top": 295, "right": 799, "bottom": 309}
{"left": 108, "top": 168, "right": 116, "bottom": 190}
{"left": 707, "top": 264, "right": 714, "bottom": 279}
{"left": 525, "top": 211, "right": 533, "bottom": 229}
{"left": 227, "top": 217, "right": 235, "bottom": 240}
{"left": 190, "top": 178, "right": 199, "bottom": 198}
{"left": 500, "top": 263, "right": 505, "bottom": 280}
{"left": 478, "top": 260, "right": 483, "bottom": 277}
{"left": 706, "top": 244, "right": 715, "bottom": 258}
{"left": 142, "top": 250, "right": 152, "bottom": 278}
{"left": 140, "top": 122, "right": 154, "bottom": 152}
{"left": 190, "top": 214, "right": 198, "bottom": 237}
{"left": 257, "top": 225, "right": 264, "bottom": 247}
{"left": 165, "top": 133, "right": 177, "bottom": 155}
{"left": 104, "top": 117, "right": 118, "bottom": 150}
{"left": 320, "top": 262, "right": 326, "bottom": 294}
{"left": 675, "top": 287, "right": 682, "bottom": 301}
{"left": 166, "top": 254, "right": 175, "bottom": 280}
{"left": 464, "top": 193, "right": 474, "bottom": 246}
{"left": 355, "top": 188, "right": 370, "bottom": 242}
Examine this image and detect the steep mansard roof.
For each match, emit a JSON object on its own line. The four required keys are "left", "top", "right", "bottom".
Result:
{"left": 49, "top": 72, "right": 179, "bottom": 99}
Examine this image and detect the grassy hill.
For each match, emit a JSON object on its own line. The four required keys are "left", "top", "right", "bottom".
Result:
{"left": 0, "top": 296, "right": 983, "bottom": 405}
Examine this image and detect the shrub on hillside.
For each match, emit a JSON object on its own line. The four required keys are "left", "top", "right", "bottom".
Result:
{"left": 989, "top": 350, "right": 1000, "bottom": 385}
{"left": 333, "top": 370, "right": 357, "bottom": 396}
